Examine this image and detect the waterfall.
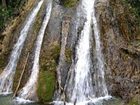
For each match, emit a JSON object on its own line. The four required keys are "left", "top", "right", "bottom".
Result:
{"left": 0, "top": 0, "right": 44, "bottom": 95}
{"left": 92, "top": 3, "right": 108, "bottom": 97}
{"left": 54, "top": 0, "right": 110, "bottom": 104}
{"left": 67, "top": 0, "right": 94, "bottom": 103}
{"left": 16, "top": 0, "right": 52, "bottom": 102}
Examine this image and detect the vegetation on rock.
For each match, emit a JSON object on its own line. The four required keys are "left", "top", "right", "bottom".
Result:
{"left": 38, "top": 70, "right": 56, "bottom": 102}
{"left": 0, "top": 0, "right": 27, "bottom": 31}
{"left": 123, "top": 0, "right": 140, "bottom": 25}
{"left": 125, "top": 0, "right": 140, "bottom": 16}
{"left": 37, "top": 42, "right": 60, "bottom": 102}
{"left": 60, "top": 0, "right": 79, "bottom": 7}
{"left": 128, "top": 95, "right": 140, "bottom": 105}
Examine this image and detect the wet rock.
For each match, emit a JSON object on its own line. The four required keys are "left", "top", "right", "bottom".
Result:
{"left": 96, "top": 0, "right": 140, "bottom": 103}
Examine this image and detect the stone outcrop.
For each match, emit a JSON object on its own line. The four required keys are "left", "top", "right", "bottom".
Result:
{"left": 96, "top": 0, "right": 140, "bottom": 104}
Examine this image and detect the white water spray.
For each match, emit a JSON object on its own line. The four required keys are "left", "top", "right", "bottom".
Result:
{"left": 92, "top": 2, "right": 108, "bottom": 97}
{"left": 17, "top": 0, "right": 52, "bottom": 101}
{"left": 69, "top": 0, "right": 95, "bottom": 103}
{"left": 55, "top": 0, "right": 110, "bottom": 104}
{"left": 0, "top": 0, "right": 44, "bottom": 95}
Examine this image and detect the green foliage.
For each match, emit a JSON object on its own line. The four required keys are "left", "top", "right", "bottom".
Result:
{"left": 124, "top": 0, "right": 140, "bottom": 17}
{"left": 0, "top": 6, "right": 13, "bottom": 31}
{"left": 126, "top": 0, "right": 140, "bottom": 16}
{"left": 0, "top": 0, "right": 24, "bottom": 31}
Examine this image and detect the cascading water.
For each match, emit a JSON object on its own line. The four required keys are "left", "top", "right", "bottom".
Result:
{"left": 0, "top": 0, "right": 44, "bottom": 95}
{"left": 92, "top": 4, "right": 108, "bottom": 97}
{"left": 54, "top": 0, "right": 110, "bottom": 104}
{"left": 16, "top": 0, "right": 52, "bottom": 102}
{"left": 66, "top": 0, "right": 94, "bottom": 103}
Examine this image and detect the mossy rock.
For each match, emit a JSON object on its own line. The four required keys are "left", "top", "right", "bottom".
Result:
{"left": 128, "top": 95, "right": 140, "bottom": 105}
{"left": 41, "top": 43, "right": 60, "bottom": 71}
{"left": 37, "top": 42, "right": 61, "bottom": 103}
{"left": 61, "top": 0, "right": 79, "bottom": 8}
{"left": 37, "top": 70, "right": 56, "bottom": 102}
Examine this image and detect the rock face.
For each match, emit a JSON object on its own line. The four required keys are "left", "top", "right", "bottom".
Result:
{"left": 96, "top": 0, "right": 140, "bottom": 103}
{"left": 0, "top": 0, "right": 139, "bottom": 104}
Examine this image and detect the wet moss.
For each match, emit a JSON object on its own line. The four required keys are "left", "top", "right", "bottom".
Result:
{"left": 37, "top": 42, "right": 61, "bottom": 102}
{"left": 61, "top": 0, "right": 79, "bottom": 8}
{"left": 38, "top": 70, "right": 56, "bottom": 102}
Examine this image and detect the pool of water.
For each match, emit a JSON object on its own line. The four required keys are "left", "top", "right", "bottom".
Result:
{"left": 0, "top": 94, "right": 124, "bottom": 105}
{"left": 0, "top": 95, "right": 45, "bottom": 105}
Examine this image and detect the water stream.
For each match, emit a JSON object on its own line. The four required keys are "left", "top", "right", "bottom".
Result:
{"left": 92, "top": 2, "right": 108, "bottom": 97}
{"left": 0, "top": 0, "right": 44, "bottom": 95}
{"left": 68, "top": 0, "right": 95, "bottom": 103}
{"left": 54, "top": 0, "right": 110, "bottom": 104}
{"left": 16, "top": 0, "right": 52, "bottom": 102}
